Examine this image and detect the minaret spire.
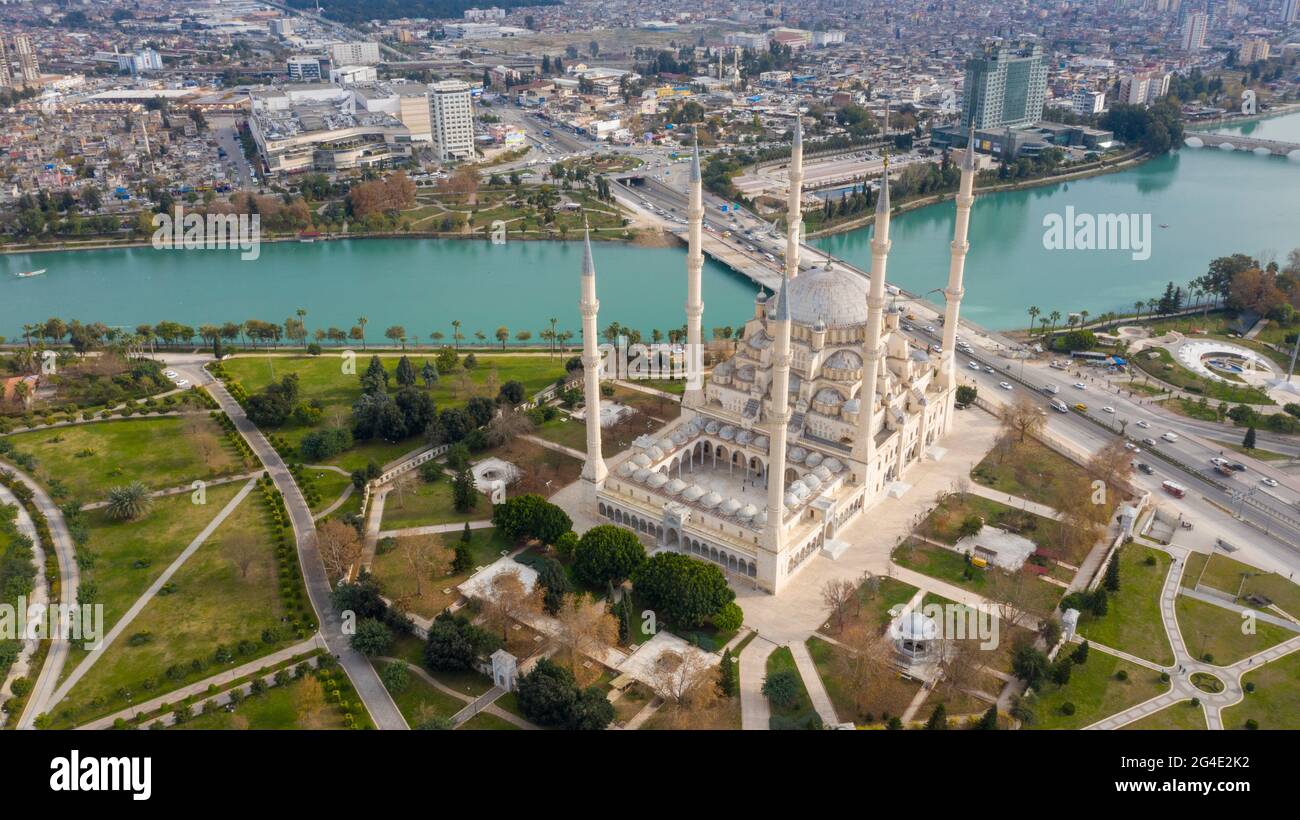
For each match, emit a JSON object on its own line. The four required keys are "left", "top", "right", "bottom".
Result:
{"left": 852, "top": 152, "right": 893, "bottom": 477}
{"left": 940, "top": 125, "right": 978, "bottom": 428}
{"left": 578, "top": 218, "right": 608, "bottom": 500}
{"left": 684, "top": 136, "right": 705, "bottom": 408}
{"left": 784, "top": 115, "right": 803, "bottom": 280}
{"left": 763, "top": 267, "right": 793, "bottom": 584}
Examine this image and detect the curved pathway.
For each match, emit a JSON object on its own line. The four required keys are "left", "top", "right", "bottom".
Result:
{"left": 0, "top": 461, "right": 80, "bottom": 730}
{"left": 0, "top": 482, "right": 45, "bottom": 713}
{"left": 203, "top": 377, "right": 407, "bottom": 730}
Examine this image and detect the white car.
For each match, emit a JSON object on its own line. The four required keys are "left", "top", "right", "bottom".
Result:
{"left": 983, "top": 366, "right": 994, "bottom": 374}
{"left": 1261, "top": 478, "right": 1279, "bottom": 488}
{"left": 999, "top": 381, "right": 1013, "bottom": 391}
{"left": 968, "top": 361, "right": 981, "bottom": 370}
{"left": 1103, "top": 406, "right": 1115, "bottom": 414}
{"left": 925, "top": 325, "right": 937, "bottom": 333}
{"left": 175, "top": 379, "right": 190, "bottom": 388}
{"left": 1135, "top": 420, "right": 1150, "bottom": 429}
{"left": 163, "top": 370, "right": 178, "bottom": 378}
{"left": 1073, "top": 382, "right": 1087, "bottom": 390}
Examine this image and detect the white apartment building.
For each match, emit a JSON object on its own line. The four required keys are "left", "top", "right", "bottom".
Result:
{"left": 430, "top": 79, "right": 475, "bottom": 162}
{"left": 328, "top": 42, "right": 381, "bottom": 66}
{"left": 1072, "top": 89, "right": 1106, "bottom": 116}
{"left": 1118, "top": 70, "right": 1170, "bottom": 106}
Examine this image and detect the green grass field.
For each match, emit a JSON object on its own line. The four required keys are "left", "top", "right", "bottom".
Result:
{"left": 1221, "top": 649, "right": 1300, "bottom": 729}
{"left": 1182, "top": 551, "right": 1300, "bottom": 619}
{"left": 380, "top": 477, "right": 491, "bottom": 530}
{"left": 1079, "top": 545, "right": 1175, "bottom": 666}
{"left": 173, "top": 674, "right": 344, "bottom": 730}
{"left": 1027, "top": 653, "right": 1168, "bottom": 729}
{"left": 971, "top": 435, "right": 1082, "bottom": 506}
{"left": 220, "top": 353, "right": 566, "bottom": 469}
{"left": 375, "top": 659, "right": 468, "bottom": 727}
{"left": 1119, "top": 700, "right": 1208, "bottom": 730}
{"left": 5, "top": 416, "right": 241, "bottom": 500}
{"left": 1174, "top": 595, "right": 1293, "bottom": 666}
{"left": 805, "top": 636, "right": 920, "bottom": 725}
{"left": 370, "top": 527, "right": 512, "bottom": 620}
{"left": 893, "top": 539, "right": 1062, "bottom": 617}
{"left": 765, "top": 646, "right": 818, "bottom": 730}
{"left": 59, "top": 481, "right": 250, "bottom": 679}
{"left": 56, "top": 492, "right": 292, "bottom": 726}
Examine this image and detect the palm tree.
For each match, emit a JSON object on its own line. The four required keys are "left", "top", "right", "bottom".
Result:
{"left": 296, "top": 308, "right": 308, "bottom": 345}
{"left": 1048, "top": 310, "right": 1061, "bottom": 337}
{"left": 1133, "top": 300, "right": 1144, "bottom": 320}
{"left": 548, "top": 317, "right": 558, "bottom": 357}
{"left": 1079, "top": 310, "right": 1090, "bottom": 328}
{"left": 451, "top": 320, "right": 463, "bottom": 351}
{"left": 1027, "top": 305, "right": 1040, "bottom": 335}
{"left": 1147, "top": 297, "right": 1159, "bottom": 317}
{"left": 106, "top": 482, "right": 152, "bottom": 521}
{"left": 357, "top": 316, "right": 368, "bottom": 350}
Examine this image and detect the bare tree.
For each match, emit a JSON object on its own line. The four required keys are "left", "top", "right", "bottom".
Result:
{"left": 833, "top": 623, "right": 896, "bottom": 719}
{"left": 480, "top": 568, "right": 542, "bottom": 643}
{"left": 486, "top": 407, "right": 536, "bottom": 447}
{"left": 554, "top": 592, "right": 618, "bottom": 685}
{"left": 652, "top": 649, "right": 720, "bottom": 728}
{"left": 226, "top": 531, "right": 261, "bottom": 580}
{"left": 984, "top": 569, "right": 1036, "bottom": 634}
{"left": 1000, "top": 397, "right": 1046, "bottom": 443}
{"left": 317, "top": 518, "right": 362, "bottom": 582}
{"left": 402, "top": 535, "right": 450, "bottom": 599}
{"left": 821, "top": 578, "right": 857, "bottom": 634}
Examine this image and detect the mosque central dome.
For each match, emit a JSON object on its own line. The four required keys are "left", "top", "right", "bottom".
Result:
{"left": 783, "top": 263, "right": 870, "bottom": 328}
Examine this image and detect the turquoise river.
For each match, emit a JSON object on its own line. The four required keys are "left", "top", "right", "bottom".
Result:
{"left": 2, "top": 111, "right": 1299, "bottom": 342}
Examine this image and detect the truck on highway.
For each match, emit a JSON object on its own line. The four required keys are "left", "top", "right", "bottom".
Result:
{"left": 1049, "top": 399, "right": 1069, "bottom": 413}
{"left": 1161, "top": 480, "right": 1187, "bottom": 498}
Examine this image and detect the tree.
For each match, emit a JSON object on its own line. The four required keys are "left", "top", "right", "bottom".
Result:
{"left": 821, "top": 578, "right": 857, "bottom": 633}
{"left": 1000, "top": 397, "right": 1045, "bottom": 443}
{"left": 380, "top": 662, "right": 410, "bottom": 694}
{"left": 478, "top": 568, "right": 541, "bottom": 641}
{"left": 1243, "top": 426, "right": 1257, "bottom": 450}
{"left": 424, "top": 611, "right": 500, "bottom": 671}
{"left": 350, "top": 617, "right": 392, "bottom": 656}
{"left": 553, "top": 592, "right": 618, "bottom": 684}
{"left": 976, "top": 705, "right": 999, "bottom": 730}
{"left": 106, "top": 481, "right": 152, "bottom": 521}
{"left": 491, "top": 493, "right": 572, "bottom": 546}
{"left": 1011, "top": 645, "right": 1050, "bottom": 687}
{"left": 402, "top": 535, "right": 449, "bottom": 600}
{"left": 317, "top": 518, "right": 362, "bottom": 582}
{"left": 452, "top": 466, "right": 477, "bottom": 513}
{"left": 924, "top": 703, "right": 949, "bottom": 729}
{"left": 1103, "top": 554, "right": 1121, "bottom": 593}
{"left": 762, "top": 668, "right": 800, "bottom": 708}
{"left": 395, "top": 355, "right": 417, "bottom": 387}
{"left": 573, "top": 525, "right": 646, "bottom": 587}
{"left": 515, "top": 657, "right": 614, "bottom": 730}
{"left": 955, "top": 384, "right": 978, "bottom": 408}
{"left": 537, "top": 557, "right": 571, "bottom": 615}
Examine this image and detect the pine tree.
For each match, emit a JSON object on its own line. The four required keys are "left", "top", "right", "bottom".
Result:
{"left": 1243, "top": 426, "right": 1256, "bottom": 450}
{"left": 1072, "top": 639, "right": 1090, "bottom": 665}
{"left": 976, "top": 704, "right": 998, "bottom": 730}
{"left": 1104, "top": 554, "right": 1121, "bottom": 592}
{"left": 395, "top": 354, "right": 417, "bottom": 387}
{"left": 925, "top": 703, "right": 948, "bottom": 730}
{"left": 452, "top": 467, "right": 477, "bottom": 513}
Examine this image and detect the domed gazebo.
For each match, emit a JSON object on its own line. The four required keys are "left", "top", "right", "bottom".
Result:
{"left": 893, "top": 610, "right": 939, "bottom": 661}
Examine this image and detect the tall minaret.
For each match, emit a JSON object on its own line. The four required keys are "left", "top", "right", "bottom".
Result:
{"left": 940, "top": 126, "right": 978, "bottom": 429}
{"left": 851, "top": 156, "right": 893, "bottom": 477}
{"left": 762, "top": 269, "right": 794, "bottom": 584}
{"left": 684, "top": 139, "right": 705, "bottom": 408}
{"left": 578, "top": 221, "right": 608, "bottom": 506}
{"left": 784, "top": 116, "right": 803, "bottom": 280}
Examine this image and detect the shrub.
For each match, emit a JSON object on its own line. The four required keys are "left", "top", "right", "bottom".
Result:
{"left": 762, "top": 669, "right": 800, "bottom": 709}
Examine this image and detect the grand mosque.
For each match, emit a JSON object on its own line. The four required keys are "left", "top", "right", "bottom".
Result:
{"left": 577, "top": 119, "right": 980, "bottom": 594}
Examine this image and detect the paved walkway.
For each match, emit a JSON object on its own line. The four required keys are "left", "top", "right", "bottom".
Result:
{"left": 48, "top": 476, "right": 259, "bottom": 710}
{"left": 788, "top": 639, "right": 839, "bottom": 726}
{"left": 381, "top": 658, "right": 536, "bottom": 729}
{"left": 0, "top": 461, "right": 81, "bottom": 730}
{"left": 312, "top": 483, "right": 355, "bottom": 521}
{"left": 738, "top": 636, "right": 777, "bottom": 730}
{"left": 378, "top": 520, "right": 493, "bottom": 539}
{"left": 204, "top": 378, "right": 408, "bottom": 730}
{"left": 78, "top": 635, "right": 326, "bottom": 729}
{"left": 521, "top": 433, "right": 585, "bottom": 461}
{"left": 0, "top": 482, "right": 46, "bottom": 712}
{"left": 967, "top": 484, "right": 1062, "bottom": 521}
{"left": 79, "top": 471, "right": 259, "bottom": 511}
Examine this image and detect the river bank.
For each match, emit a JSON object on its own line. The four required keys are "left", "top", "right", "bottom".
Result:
{"left": 1185, "top": 102, "right": 1300, "bottom": 131}
{"left": 806, "top": 149, "right": 1149, "bottom": 239}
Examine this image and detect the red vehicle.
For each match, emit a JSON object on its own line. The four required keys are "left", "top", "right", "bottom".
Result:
{"left": 1162, "top": 480, "right": 1187, "bottom": 498}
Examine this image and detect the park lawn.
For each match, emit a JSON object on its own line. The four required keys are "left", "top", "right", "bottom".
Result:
{"left": 375, "top": 659, "right": 468, "bottom": 727}
{"left": 59, "top": 481, "right": 250, "bottom": 681}
{"left": 611, "top": 681, "right": 655, "bottom": 725}
{"left": 6, "top": 416, "right": 240, "bottom": 500}
{"left": 1221, "top": 649, "right": 1300, "bottom": 729}
{"left": 1130, "top": 345, "right": 1273, "bottom": 405}
{"left": 818, "top": 575, "right": 917, "bottom": 639}
{"left": 917, "top": 493, "right": 1057, "bottom": 553}
{"left": 531, "top": 414, "right": 591, "bottom": 452}
{"left": 1183, "top": 551, "right": 1300, "bottom": 619}
{"left": 459, "top": 711, "right": 522, "bottom": 730}
{"left": 919, "top": 592, "right": 1038, "bottom": 676}
{"left": 893, "top": 539, "right": 1063, "bottom": 617}
{"left": 1028, "top": 653, "right": 1169, "bottom": 729}
{"left": 1212, "top": 440, "right": 1291, "bottom": 461}
{"left": 173, "top": 674, "right": 343, "bottom": 730}
{"left": 56, "top": 492, "right": 291, "bottom": 727}
{"left": 1119, "top": 700, "right": 1209, "bottom": 730}
{"left": 1078, "top": 544, "right": 1175, "bottom": 666}
{"left": 305, "top": 469, "right": 354, "bottom": 516}
{"left": 220, "top": 353, "right": 565, "bottom": 468}
{"left": 370, "top": 527, "right": 512, "bottom": 621}
{"left": 765, "top": 645, "right": 819, "bottom": 730}
{"left": 971, "top": 435, "right": 1081, "bottom": 506}
{"left": 380, "top": 477, "right": 491, "bottom": 530}
{"left": 1174, "top": 595, "right": 1292, "bottom": 666}
{"left": 610, "top": 384, "right": 681, "bottom": 423}
{"left": 805, "top": 635, "right": 920, "bottom": 725}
